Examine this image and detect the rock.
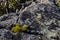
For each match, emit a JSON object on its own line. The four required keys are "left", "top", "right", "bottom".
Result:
{"left": 0, "top": 0, "right": 60, "bottom": 40}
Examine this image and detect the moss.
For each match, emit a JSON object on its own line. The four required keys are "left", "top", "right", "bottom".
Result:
{"left": 11, "top": 23, "right": 20, "bottom": 32}
{"left": 8, "top": 0, "right": 18, "bottom": 8}
{"left": 0, "top": 0, "right": 31, "bottom": 15}
{"left": 11, "top": 23, "right": 28, "bottom": 32}
{"left": 21, "top": 24, "right": 28, "bottom": 31}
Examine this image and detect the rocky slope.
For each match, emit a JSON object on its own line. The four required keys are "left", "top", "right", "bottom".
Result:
{"left": 0, "top": 0, "right": 60, "bottom": 40}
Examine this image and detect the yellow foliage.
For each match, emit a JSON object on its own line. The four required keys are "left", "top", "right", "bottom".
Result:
{"left": 11, "top": 23, "right": 20, "bottom": 32}
{"left": 11, "top": 23, "right": 28, "bottom": 32}
{"left": 22, "top": 24, "right": 28, "bottom": 31}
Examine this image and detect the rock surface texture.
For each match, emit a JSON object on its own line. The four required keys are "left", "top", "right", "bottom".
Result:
{"left": 0, "top": 0, "right": 60, "bottom": 40}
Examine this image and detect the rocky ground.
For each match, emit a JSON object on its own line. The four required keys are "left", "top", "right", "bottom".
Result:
{"left": 0, "top": 0, "right": 60, "bottom": 40}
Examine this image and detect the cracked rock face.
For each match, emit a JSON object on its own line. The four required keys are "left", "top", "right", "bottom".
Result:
{"left": 20, "top": 3, "right": 60, "bottom": 40}
{"left": 0, "top": 0, "right": 60, "bottom": 40}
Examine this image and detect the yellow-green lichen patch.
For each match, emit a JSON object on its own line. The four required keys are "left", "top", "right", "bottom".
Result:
{"left": 21, "top": 24, "right": 28, "bottom": 31}
{"left": 11, "top": 23, "right": 28, "bottom": 32}
{"left": 11, "top": 23, "right": 21, "bottom": 32}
